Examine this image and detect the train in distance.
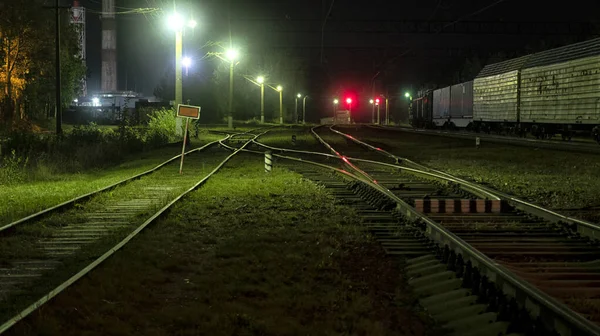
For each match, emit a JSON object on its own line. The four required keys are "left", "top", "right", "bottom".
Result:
{"left": 410, "top": 37, "right": 600, "bottom": 143}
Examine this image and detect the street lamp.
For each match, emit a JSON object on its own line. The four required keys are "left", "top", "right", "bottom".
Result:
{"left": 257, "top": 76, "right": 265, "bottom": 123}
{"left": 276, "top": 85, "right": 283, "bottom": 124}
{"left": 333, "top": 98, "right": 339, "bottom": 122}
{"left": 302, "top": 95, "right": 309, "bottom": 124}
{"left": 167, "top": 12, "right": 196, "bottom": 135}
{"left": 182, "top": 56, "right": 192, "bottom": 76}
{"left": 295, "top": 93, "right": 302, "bottom": 123}
{"left": 226, "top": 48, "right": 239, "bottom": 128}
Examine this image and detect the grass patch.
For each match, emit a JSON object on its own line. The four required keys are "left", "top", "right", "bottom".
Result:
{"left": 0, "top": 133, "right": 224, "bottom": 226}
{"left": 8, "top": 153, "right": 436, "bottom": 336}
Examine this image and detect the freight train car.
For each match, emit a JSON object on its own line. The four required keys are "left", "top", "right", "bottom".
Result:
{"left": 413, "top": 37, "right": 600, "bottom": 141}
{"left": 410, "top": 90, "right": 433, "bottom": 128}
{"left": 519, "top": 38, "right": 600, "bottom": 139}
{"left": 472, "top": 38, "right": 600, "bottom": 139}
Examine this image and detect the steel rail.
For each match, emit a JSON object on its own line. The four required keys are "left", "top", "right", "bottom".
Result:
{"left": 367, "top": 124, "right": 600, "bottom": 155}
{"left": 250, "top": 136, "right": 498, "bottom": 200}
{"left": 314, "top": 125, "right": 600, "bottom": 336}
{"left": 0, "top": 134, "right": 262, "bottom": 334}
{"left": 331, "top": 125, "right": 600, "bottom": 238}
{"left": 0, "top": 136, "right": 230, "bottom": 234}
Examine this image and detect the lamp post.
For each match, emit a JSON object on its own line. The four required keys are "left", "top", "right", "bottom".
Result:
{"left": 226, "top": 48, "right": 239, "bottom": 129}
{"left": 257, "top": 76, "right": 265, "bottom": 123}
{"left": 333, "top": 98, "right": 338, "bottom": 122}
{"left": 302, "top": 95, "right": 308, "bottom": 124}
{"left": 295, "top": 93, "right": 301, "bottom": 123}
{"left": 182, "top": 56, "right": 192, "bottom": 76}
{"left": 277, "top": 85, "right": 283, "bottom": 124}
{"left": 369, "top": 99, "right": 374, "bottom": 123}
{"left": 168, "top": 13, "right": 196, "bottom": 135}
{"left": 404, "top": 92, "right": 412, "bottom": 127}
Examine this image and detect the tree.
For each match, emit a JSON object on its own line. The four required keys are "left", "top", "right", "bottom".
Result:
{"left": 0, "top": 0, "right": 85, "bottom": 131}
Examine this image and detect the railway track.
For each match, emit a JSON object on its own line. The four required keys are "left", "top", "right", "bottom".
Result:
{"left": 369, "top": 124, "right": 600, "bottom": 155}
{"left": 243, "top": 126, "right": 600, "bottom": 335}
{"left": 0, "top": 131, "right": 262, "bottom": 333}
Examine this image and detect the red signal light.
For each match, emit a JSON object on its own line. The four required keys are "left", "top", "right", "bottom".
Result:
{"left": 346, "top": 98, "right": 352, "bottom": 104}
{"left": 375, "top": 98, "right": 380, "bottom": 103}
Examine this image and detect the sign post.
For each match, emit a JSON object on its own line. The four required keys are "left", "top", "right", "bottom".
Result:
{"left": 177, "top": 104, "right": 201, "bottom": 174}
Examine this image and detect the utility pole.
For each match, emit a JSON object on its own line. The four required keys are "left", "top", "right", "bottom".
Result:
{"left": 44, "top": 1, "right": 73, "bottom": 135}
{"left": 55, "top": 0, "right": 62, "bottom": 136}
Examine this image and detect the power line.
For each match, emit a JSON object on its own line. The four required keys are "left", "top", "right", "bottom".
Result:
{"left": 372, "top": 0, "right": 509, "bottom": 82}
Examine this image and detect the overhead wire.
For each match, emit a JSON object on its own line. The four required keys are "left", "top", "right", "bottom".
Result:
{"left": 371, "top": 0, "right": 509, "bottom": 83}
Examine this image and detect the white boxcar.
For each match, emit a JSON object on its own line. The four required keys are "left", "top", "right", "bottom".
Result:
{"left": 449, "top": 81, "right": 474, "bottom": 127}
{"left": 432, "top": 86, "right": 450, "bottom": 126}
{"left": 520, "top": 38, "right": 600, "bottom": 125}
{"left": 473, "top": 55, "right": 531, "bottom": 122}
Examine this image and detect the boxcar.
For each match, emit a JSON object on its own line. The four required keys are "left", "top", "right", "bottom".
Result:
{"left": 520, "top": 38, "right": 600, "bottom": 134}
{"left": 473, "top": 55, "right": 531, "bottom": 127}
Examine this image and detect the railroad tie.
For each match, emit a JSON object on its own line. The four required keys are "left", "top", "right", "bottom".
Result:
{"left": 414, "top": 199, "right": 504, "bottom": 213}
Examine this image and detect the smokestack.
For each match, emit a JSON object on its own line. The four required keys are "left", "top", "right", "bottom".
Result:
{"left": 101, "top": 0, "right": 117, "bottom": 92}
{"left": 71, "top": 0, "right": 86, "bottom": 96}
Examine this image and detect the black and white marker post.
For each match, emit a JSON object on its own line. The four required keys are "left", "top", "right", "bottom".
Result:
{"left": 176, "top": 104, "right": 201, "bottom": 174}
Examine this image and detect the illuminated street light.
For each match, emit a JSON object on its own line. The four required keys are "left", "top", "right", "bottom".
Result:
{"left": 256, "top": 76, "right": 265, "bottom": 123}
{"left": 182, "top": 56, "right": 192, "bottom": 76}
{"left": 167, "top": 13, "right": 183, "bottom": 30}
{"left": 226, "top": 49, "right": 239, "bottom": 62}
{"left": 405, "top": 92, "right": 410, "bottom": 98}
{"left": 167, "top": 11, "right": 196, "bottom": 135}
{"left": 295, "top": 93, "right": 302, "bottom": 123}
{"left": 276, "top": 85, "right": 283, "bottom": 91}
{"left": 332, "top": 98, "right": 339, "bottom": 122}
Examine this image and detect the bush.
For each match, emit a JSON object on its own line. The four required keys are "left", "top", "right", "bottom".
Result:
{"left": 1, "top": 114, "right": 180, "bottom": 183}
{"left": 147, "top": 108, "right": 177, "bottom": 144}
{"left": 0, "top": 150, "right": 29, "bottom": 185}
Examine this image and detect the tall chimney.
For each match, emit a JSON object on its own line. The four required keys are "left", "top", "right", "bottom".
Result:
{"left": 71, "top": 0, "right": 86, "bottom": 96}
{"left": 101, "top": 0, "right": 117, "bottom": 92}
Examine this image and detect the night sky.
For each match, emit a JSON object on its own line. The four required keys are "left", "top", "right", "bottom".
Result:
{"left": 80, "top": 0, "right": 600, "bottom": 101}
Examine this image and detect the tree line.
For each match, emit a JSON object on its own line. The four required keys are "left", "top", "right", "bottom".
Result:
{"left": 0, "top": 0, "right": 85, "bottom": 133}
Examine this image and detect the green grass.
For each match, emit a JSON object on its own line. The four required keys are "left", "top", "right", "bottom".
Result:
{"left": 0, "top": 133, "right": 225, "bottom": 226}
{"left": 8, "top": 154, "right": 438, "bottom": 336}
{"left": 339, "top": 127, "right": 600, "bottom": 211}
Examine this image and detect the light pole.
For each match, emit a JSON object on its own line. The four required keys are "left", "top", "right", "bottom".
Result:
{"left": 277, "top": 85, "right": 283, "bottom": 124}
{"left": 226, "top": 48, "right": 239, "bottom": 129}
{"left": 257, "top": 76, "right": 265, "bottom": 123}
{"left": 302, "top": 95, "right": 308, "bottom": 124}
{"left": 295, "top": 93, "right": 301, "bottom": 123}
{"left": 168, "top": 13, "right": 196, "bottom": 135}
{"left": 369, "top": 99, "right": 374, "bottom": 123}
{"left": 404, "top": 92, "right": 413, "bottom": 127}
{"left": 333, "top": 98, "right": 339, "bottom": 122}
{"left": 182, "top": 56, "right": 192, "bottom": 76}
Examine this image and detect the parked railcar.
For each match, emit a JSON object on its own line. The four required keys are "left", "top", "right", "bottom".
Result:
{"left": 410, "top": 90, "right": 433, "bottom": 128}
{"left": 472, "top": 55, "right": 531, "bottom": 134}
{"left": 519, "top": 38, "right": 600, "bottom": 139}
{"left": 472, "top": 38, "right": 600, "bottom": 139}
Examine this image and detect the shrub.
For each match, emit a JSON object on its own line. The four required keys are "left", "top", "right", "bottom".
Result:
{"left": 147, "top": 108, "right": 177, "bottom": 144}
{"left": 0, "top": 150, "right": 29, "bottom": 185}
